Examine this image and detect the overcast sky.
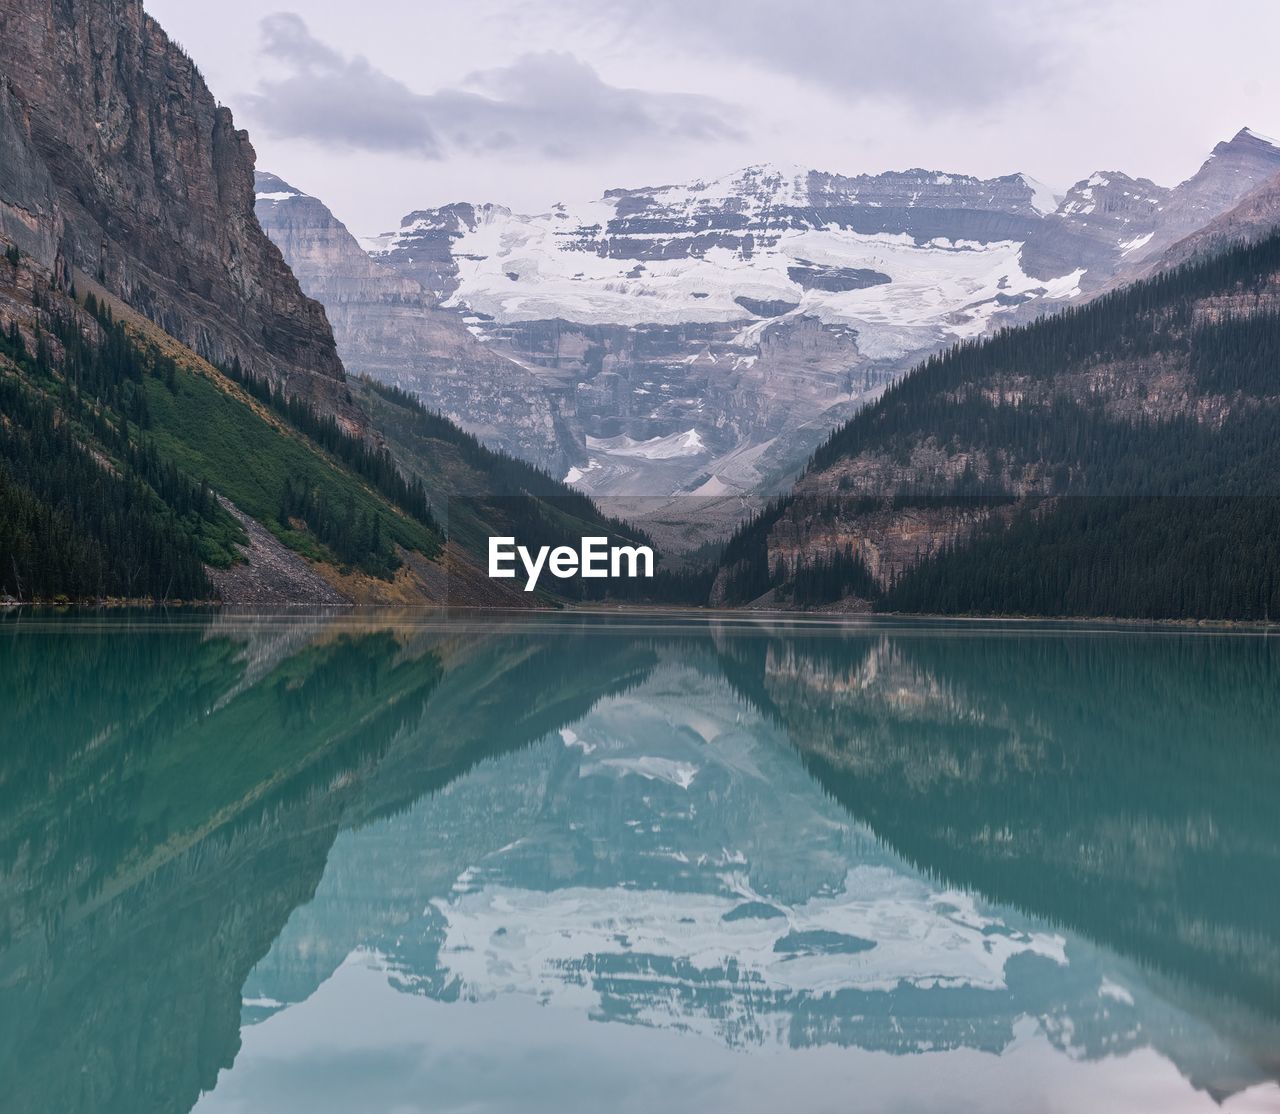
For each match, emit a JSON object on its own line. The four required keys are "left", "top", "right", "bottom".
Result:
{"left": 146, "top": 0, "right": 1280, "bottom": 239}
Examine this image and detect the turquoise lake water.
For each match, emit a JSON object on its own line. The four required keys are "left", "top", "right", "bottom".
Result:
{"left": 2, "top": 612, "right": 1277, "bottom": 1112}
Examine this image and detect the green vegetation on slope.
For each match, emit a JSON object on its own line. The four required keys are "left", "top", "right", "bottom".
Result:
{"left": 354, "top": 376, "right": 624, "bottom": 544}
{"left": 0, "top": 306, "right": 238, "bottom": 600}
{"left": 0, "top": 280, "right": 447, "bottom": 599}
{"left": 219, "top": 358, "right": 438, "bottom": 530}
{"left": 141, "top": 355, "right": 439, "bottom": 576}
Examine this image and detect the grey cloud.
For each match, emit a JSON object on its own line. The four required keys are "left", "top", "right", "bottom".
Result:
{"left": 247, "top": 13, "right": 744, "bottom": 159}
{"left": 249, "top": 13, "right": 443, "bottom": 156}
{"left": 585, "top": 0, "right": 1072, "bottom": 111}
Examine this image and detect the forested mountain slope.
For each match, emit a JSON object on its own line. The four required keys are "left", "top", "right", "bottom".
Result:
{"left": 712, "top": 230, "right": 1280, "bottom": 619}
{"left": 0, "top": 262, "right": 453, "bottom": 603}
{"left": 0, "top": 242, "right": 640, "bottom": 605}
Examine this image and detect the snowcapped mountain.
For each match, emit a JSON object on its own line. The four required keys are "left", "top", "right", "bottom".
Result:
{"left": 371, "top": 165, "right": 1088, "bottom": 336}
{"left": 262, "top": 131, "right": 1280, "bottom": 506}
{"left": 357, "top": 164, "right": 1091, "bottom": 499}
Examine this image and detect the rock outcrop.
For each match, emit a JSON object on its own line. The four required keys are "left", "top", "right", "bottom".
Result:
{"left": 1134, "top": 128, "right": 1280, "bottom": 262}
{"left": 0, "top": 76, "right": 58, "bottom": 266}
{"left": 1115, "top": 170, "right": 1280, "bottom": 285}
{"left": 0, "top": 0, "right": 346, "bottom": 408}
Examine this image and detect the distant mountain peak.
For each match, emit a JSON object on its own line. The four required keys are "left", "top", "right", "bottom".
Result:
{"left": 1014, "top": 173, "right": 1064, "bottom": 215}
{"left": 601, "top": 162, "right": 815, "bottom": 213}
{"left": 1208, "top": 127, "right": 1280, "bottom": 161}
{"left": 1231, "top": 126, "right": 1279, "bottom": 148}
{"left": 254, "top": 171, "right": 305, "bottom": 203}
{"left": 1055, "top": 170, "right": 1168, "bottom": 221}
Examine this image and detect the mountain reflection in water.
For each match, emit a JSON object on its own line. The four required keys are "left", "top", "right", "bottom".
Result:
{"left": 1, "top": 612, "right": 1277, "bottom": 1114}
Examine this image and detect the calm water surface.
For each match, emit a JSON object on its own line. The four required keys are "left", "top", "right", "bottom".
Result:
{"left": 2, "top": 612, "right": 1278, "bottom": 1113}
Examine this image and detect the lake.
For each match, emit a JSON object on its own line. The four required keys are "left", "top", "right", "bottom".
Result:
{"left": 2, "top": 611, "right": 1278, "bottom": 1113}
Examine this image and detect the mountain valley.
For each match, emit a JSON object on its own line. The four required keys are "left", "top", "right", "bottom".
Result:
{"left": 259, "top": 134, "right": 1280, "bottom": 508}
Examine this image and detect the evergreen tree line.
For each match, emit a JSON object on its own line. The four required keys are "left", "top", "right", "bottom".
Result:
{"left": 68, "top": 304, "right": 435, "bottom": 577}
{"left": 0, "top": 373, "right": 210, "bottom": 601}
{"left": 0, "top": 300, "right": 239, "bottom": 599}
{"left": 783, "top": 544, "right": 881, "bottom": 607}
{"left": 715, "top": 493, "right": 1280, "bottom": 619}
{"left": 360, "top": 376, "right": 634, "bottom": 535}
{"left": 1190, "top": 311, "right": 1280, "bottom": 393}
{"left": 716, "top": 496, "right": 1013, "bottom": 608}
{"left": 883, "top": 496, "right": 1280, "bottom": 621}
{"left": 46, "top": 302, "right": 223, "bottom": 527}
{"left": 813, "top": 394, "right": 1280, "bottom": 497}
{"left": 717, "top": 495, "right": 792, "bottom": 605}
{"left": 28, "top": 298, "right": 241, "bottom": 549}
{"left": 220, "top": 357, "right": 439, "bottom": 534}
{"left": 277, "top": 474, "right": 400, "bottom": 579}
{"left": 40, "top": 298, "right": 156, "bottom": 429}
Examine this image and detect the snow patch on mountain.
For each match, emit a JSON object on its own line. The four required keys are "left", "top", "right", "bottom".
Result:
{"left": 350, "top": 144, "right": 1278, "bottom": 499}
{"left": 364, "top": 201, "right": 514, "bottom": 257}
{"left": 1240, "top": 127, "right": 1277, "bottom": 147}
{"left": 1018, "top": 174, "right": 1062, "bottom": 215}
{"left": 563, "top": 458, "right": 603, "bottom": 484}
{"left": 440, "top": 212, "right": 1086, "bottom": 336}
{"left": 585, "top": 429, "right": 707, "bottom": 460}
{"left": 1120, "top": 231, "right": 1155, "bottom": 256}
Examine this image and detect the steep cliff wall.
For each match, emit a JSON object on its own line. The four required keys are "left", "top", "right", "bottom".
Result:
{"left": 0, "top": 76, "right": 58, "bottom": 266}
{"left": 0, "top": 0, "right": 346, "bottom": 407}
{"left": 255, "top": 174, "right": 576, "bottom": 473}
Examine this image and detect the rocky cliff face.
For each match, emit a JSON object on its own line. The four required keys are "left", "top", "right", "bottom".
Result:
{"left": 1132, "top": 128, "right": 1280, "bottom": 262}
{"left": 1037, "top": 171, "right": 1169, "bottom": 279}
{"left": 0, "top": 0, "right": 346, "bottom": 407}
{"left": 765, "top": 497, "right": 1018, "bottom": 593}
{"left": 255, "top": 174, "right": 574, "bottom": 472}
{"left": 0, "top": 76, "right": 58, "bottom": 266}
{"left": 1116, "top": 170, "right": 1280, "bottom": 285}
